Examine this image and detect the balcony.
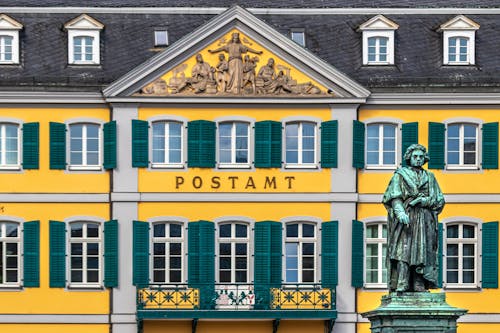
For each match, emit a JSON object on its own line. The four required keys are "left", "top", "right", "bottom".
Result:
{"left": 137, "top": 283, "right": 336, "bottom": 320}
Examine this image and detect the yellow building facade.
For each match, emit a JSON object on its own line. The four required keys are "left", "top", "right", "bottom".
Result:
{"left": 0, "top": 5, "right": 499, "bottom": 333}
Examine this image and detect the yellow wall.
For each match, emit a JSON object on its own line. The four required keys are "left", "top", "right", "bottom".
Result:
{"left": 138, "top": 106, "right": 332, "bottom": 193}
{"left": 358, "top": 107, "right": 500, "bottom": 194}
{"left": 0, "top": 107, "right": 110, "bottom": 193}
{"left": 0, "top": 203, "right": 110, "bottom": 314}
{"left": 0, "top": 324, "right": 109, "bottom": 333}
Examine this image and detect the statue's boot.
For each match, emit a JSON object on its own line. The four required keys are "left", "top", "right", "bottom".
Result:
{"left": 396, "top": 261, "right": 410, "bottom": 292}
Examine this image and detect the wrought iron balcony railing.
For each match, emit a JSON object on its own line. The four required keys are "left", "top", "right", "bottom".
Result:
{"left": 270, "top": 284, "right": 335, "bottom": 310}
{"left": 137, "top": 284, "right": 200, "bottom": 310}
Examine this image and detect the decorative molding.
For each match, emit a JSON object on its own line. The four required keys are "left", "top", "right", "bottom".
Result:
{"left": 0, "top": 193, "right": 109, "bottom": 202}
{"left": 367, "top": 93, "right": 500, "bottom": 105}
{"left": 0, "top": 91, "right": 105, "bottom": 104}
{"left": 358, "top": 14, "right": 399, "bottom": 31}
{"left": 0, "top": 314, "right": 109, "bottom": 324}
{"left": 0, "top": 14, "right": 23, "bottom": 30}
{"left": 438, "top": 15, "right": 480, "bottom": 31}
{"left": 64, "top": 14, "right": 104, "bottom": 30}
{"left": 105, "top": 97, "right": 366, "bottom": 104}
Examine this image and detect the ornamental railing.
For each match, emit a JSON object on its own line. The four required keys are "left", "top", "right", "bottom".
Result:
{"left": 214, "top": 284, "right": 255, "bottom": 310}
{"left": 137, "top": 284, "right": 200, "bottom": 310}
{"left": 270, "top": 284, "right": 335, "bottom": 310}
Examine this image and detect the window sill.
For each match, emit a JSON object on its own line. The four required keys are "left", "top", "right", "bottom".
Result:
{"left": 67, "top": 284, "right": 104, "bottom": 290}
{"left": 446, "top": 165, "right": 480, "bottom": 171}
{"left": 69, "top": 61, "right": 100, "bottom": 66}
{"left": 284, "top": 164, "right": 318, "bottom": 169}
{"left": 151, "top": 163, "right": 185, "bottom": 169}
{"left": 68, "top": 165, "right": 102, "bottom": 171}
{"left": 444, "top": 62, "right": 473, "bottom": 66}
{"left": 443, "top": 284, "right": 480, "bottom": 290}
{"left": 0, "top": 165, "right": 21, "bottom": 171}
{"left": 364, "top": 62, "right": 394, "bottom": 66}
{"left": 0, "top": 284, "right": 22, "bottom": 290}
{"left": 365, "top": 165, "right": 398, "bottom": 170}
{"left": 363, "top": 284, "right": 388, "bottom": 290}
{"left": 218, "top": 164, "right": 251, "bottom": 169}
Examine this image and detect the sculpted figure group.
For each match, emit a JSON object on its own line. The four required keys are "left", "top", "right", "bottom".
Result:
{"left": 140, "top": 32, "right": 322, "bottom": 96}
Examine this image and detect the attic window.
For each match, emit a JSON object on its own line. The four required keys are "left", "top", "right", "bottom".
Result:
{"left": 154, "top": 30, "right": 169, "bottom": 47}
{"left": 358, "top": 15, "right": 398, "bottom": 65}
{"left": 64, "top": 14, "right": 104, "bottom": 65}
{"left": 439, "top": 15, "right": 479, "bottom": 66}
{"left": 0, "top": 14, "right": 23, "bottom": 64}
{"left": 290, "top": 30, "right": 305, "bottom": 47}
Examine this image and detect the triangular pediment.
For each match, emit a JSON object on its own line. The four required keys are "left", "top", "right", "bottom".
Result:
{"left": 0, "top": 14, "right": 23, "bottom": 30}
{"left": 439, "top": 15, "right": 479, "bottom": 31}
{"left": 64, "top": 14, "right": 104, "bottom": 30}
{"left": 104, "top": 6, "right": 370, "bottom": 100}
{"left": 358, "top": 15, "right": 399, "bottom": 31}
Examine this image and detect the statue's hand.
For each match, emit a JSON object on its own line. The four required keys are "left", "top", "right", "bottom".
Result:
{"left": 409, "top": 197, "right": 422, "bottom": 206}
{"left": 396, "top": 211, "right": 410, "bottom": 225}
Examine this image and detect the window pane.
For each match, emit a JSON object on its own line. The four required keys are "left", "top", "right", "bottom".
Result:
{"left": 71, "top": 243, "right": 82, "bottom": 255}
{"left": 87, "top": 243, "right": 99, "bottom": 255}
{"left": 303, "top": 257, "right": 314, "bottom": 269}
{"left": 235, "top": 257, "right": 247, "bottom": 269}
{"left": 71, "top": 223, "right": 83, "bottom": 237}
{"left": 5, "top": 223, "right": 18, "bottom": 237}
{"left": 286, "top": 256, "right": 298, "bottom": 269}
{"left": 87, "top": 270, "right": 98, "bottom": 283}
{"left": 302, "top": 270, "right": 314, "bottom": 282}
{"left": 170, "top": 257, "right": 181, "bottom": 269}
{"left": 463, "top": 244, "right": 474, "bottom": 256}
{"left": 219, "top": 257, "right": 231, "bottom": 269}
{"left": 219, "top": 271, "right": 231, "bottom": 283}
{"left": 170, "top": 243, "right": 181, "bottom": 255}
{"left": 286, "top": 270, "right": 298, "bottom": 283}
{"left": 447, "top": 225, "right": 459, "bottom": 238}
{"left": 285, "top": 243, "right": 298, "bottom": 256}
{"left": 235, "top": 224, "right": 247, "bottom": 238}
{"left": 447, "top": 257, "right": 458, "bottom": 269}
{"left": 302, "top": 224, "right": 315, "bottom": 237}
{"left": 6, "top": 256, "right": 17, "bottom": 268}
{"left": 366, "top": 225, "right": 379, "bottom": 238}
{"left": 170, "top": 224, "right": 182, "bottom": 237}
{"left": 286, "top": 224, "right": 298, "bottom": 237}
{"left": 286, "top": 123, "right": 298, "bottom": 137}
{"left": 383, "top": 152, "right": 395, "bottom": 165}
{"left": 463, "top": 225, "right": 475, "bottom": 238}
{"left": 6, "top": 243, "right": 17, "bottom": 255}
{"left": 367, "top": 152, "right": 379, "bottom": 165}
{"left": 219, "top": 224, "right": 231, "bottom": 238}
{"left": 219, "top": 243, "right": 231, "bottom": 255}
{"left": 447, "top": 244, "right": 458, "bottom": 256}
{"left": 154, "top": 243, "right": 165, "bottom": 255}
{"left": 154, "top": 224, "right": 166, "bottom": 237}
{"left": 235, "top": 270, "right": 247, "bottom": 283}
{"left": 235, "top": 243, "right": 247, "bottom": 255}
{"left": 286, "top": 150, "right": 298, "bottom": 164}
{"left": 71, "top": 270, "right": 83, "bottom": 283}
{"left": 154, "top": 271, "right": 165, "bottom": 282}
{"left": 463, "top": 257, "right": 474, "bottom": 269}
{"left": 302, "top": 243, "right": 314, "bottom": 255}
{"left": 71, "top": 257, "right": 82, "bottom": 269}
{"left": 463, "top": 271, "right": 474, "bottom": 283}
{"left": 170, "top": 270, "right": 181, "bottom": 283}
{"left": 87, "top": 257, "right": 99, "bottom": 269}
{"left": 154, "top": 257, "right": 165, "bottom": 269}
{"left": 367, "top": 137, "right": 379, "bottom": 151}
{"left": 87, "top": 223, "right": 99, "bottom": 238}
{"left": 366, "top": 244, "right": 378, "bottom": 257}
{"left": 447, "top": 271, "right": 458, "bottom": 283}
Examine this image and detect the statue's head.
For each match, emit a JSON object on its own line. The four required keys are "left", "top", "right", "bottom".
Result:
{"left": 219, "top": 54, "right": 225, "bottom": 61}
{"left": 195, "top": 54, "right": 203, "bottom": 63}
{"left": 231, "top": 32, "right": 240, "bottom": 43}
{"left": 404, "top": 144, "right": 429, "bottom": 167}
{"left": 267, "top": 58, "right": 275, "bottom": 67}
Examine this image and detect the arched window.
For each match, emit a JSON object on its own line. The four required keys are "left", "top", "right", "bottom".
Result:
{"left": 151, "top": 222, "right": 184, "bottom": 284}
{"left": 365, "top": 222, "right": 387, "bottom": 287}
{"left": 444, "top": 222, "right": 478, "bottom": 287}
{"left": 0, "top": 222, "right": 20, "bottom": 285}
{"left": 217, "top": 222, "right": 249, "bottom": 283}
{"left": 152, "top": 121, "right": 184, "bottom": 167}
{"left": 366, "top": 123, "right": 397, "bottom": 168}
{"left": 367, "top": 36, "right": 389, "bottom": 63}
{"left": 285, "top": 122, "right": 317, "bottom": 168}
{"left": 69, "top": 222, "right": 102, "bottom": 286}
{"left": 69, "top": 123, "right": 101, "bottom": 169}
{"left": 285, "top": 222, "right": 317, "bottom": 283}
{"left": 218, "top": 122, "right": 250, "bottom": 168}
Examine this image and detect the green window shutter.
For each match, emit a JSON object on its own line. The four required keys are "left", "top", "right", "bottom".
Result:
{"left": 104, "top": 220, "right": 119, "bottom": 288}
{"left": 482, "top": 122, "right": 499, "bottom": 170}
{"left": 428, "top": 122, "right": 445, "bottom": 169}
{"left": 187, "top": 120, "right": 216, "bottom": 168}
{"left": 103, "top": 121, "right": 117, "bottom": 170}
{"left": 437, "top": 223, "right": 443, "bottom": 288}
{"left": 482, "top": 221, "right": 498, "bottom": 288}
{"left": 198, "top": 220, "right": 215, "bottom": 309}
{"left": 401, "top": 122, "right": 418, "bottom": 167}
{"left": 321, "top": 221, "right": 338, "bottom": 288}
{"left": 133, "top": 221, "right": 149, "bottom": 287}
{"left": 255, "top": 121, "right": 282, "bottom": 168}
{"left": 352, "top": 120, "right": 365, "bottom": 169}
{"left": 132, "top": 120, "right": 149, "bottom": 168}
{"left": 254, "top": 221, "right": 277, "bottom": 310}
{"left": 321, "top": 120, "right": 338, "bottom": 168}
{"left": 270, "top": 221, "right": 282, "bottom": 287}
{"left": 188, "top": 222, "right": 201, "bottom": 286}
{"left": 23, "top": 221, "right": 40, "bottom": 287}
{"left": 49, "top": 221, "right": 66, "bottom": 288}
{"left": 351, "top": 220, "right": 364, "bottom": 288}
{"left": 49, "top": 122, "right": 66, "bottom": 170}
{"left": 22, "top": 122, "right": 39, "bottom": 170}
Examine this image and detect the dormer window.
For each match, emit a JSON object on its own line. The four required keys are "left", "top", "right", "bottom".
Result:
{"left": 290, "top": 29, "right": 305, "bottom": 47}
{"left": 358, "top": 15, "right": 398, "bottom": 65}
{"left": 0, "top": 14, "right": 22, "bottom": 64}
{"left": 439, "top": 15, "right": 479, "bottom": 65}
{"left": 64, "top": 14, "right": 104, "bottom": 65}
{"left": 154, "top": 30, "right": 169, "bottom": 47}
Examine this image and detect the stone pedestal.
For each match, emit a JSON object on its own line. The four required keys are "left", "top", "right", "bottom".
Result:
{"left": 362, "top": 292, "right": 467, "bottom": 333}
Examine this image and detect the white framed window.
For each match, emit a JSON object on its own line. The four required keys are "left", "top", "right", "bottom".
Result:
{"left": 440, "top": 15, "right": 479, "bottom": 66}
{"left": 0, "top": 14, "right": 22, "bottom": 64}
{"left": 69, "top": 222, "right": 102, "bottom": 287}
{"left": 290, "top": 30, "right": 305, "bottom": 47}
{"left": 217, "top": 222, "right": 249, "bottom": 283}
{"left": 151, "top": 121, "right": 184, "bottom": 168}
{"left": 0, "top": 123, "right": 20, "bottom": 169}
{"left": 359, "top": 15, "right": 398, "bottom": 65}
{"left": 151, "top": 222, "right": 184, "bottom": 284}
{"left": 446, "top": 123, "right": 478, "bottom": 169}
{"left": 366, "top": 123, "right": 397, "bottom": 169}
{"left": 285, "top": 122, "right": 317, "bottom": 168}
{"left": 69, "top": 123, "right": 101, "bottom": 170}
{"left": 444, "top": 223, "right": 478, "bottom": 288}
{"left": 218, "top": 122, "right": 250, "bottom": 168}
{"left": 285, "top": 222, "right": 317, "bottom": 283}
{"left": 365, "top": 222, "right": 387, "bottom": 288}
{"left": 65, "top": 14, "right": 103, "bottom": 65}
{"left": 154, "top": 30, "right": 169, "bottom": 47}
{"left": 0, "top": 222, "right": 20, "bottom": 286}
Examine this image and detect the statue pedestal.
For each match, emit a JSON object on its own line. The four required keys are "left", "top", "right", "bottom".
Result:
{"left": 362, "top": 292, "right": 467, "bottom": 333}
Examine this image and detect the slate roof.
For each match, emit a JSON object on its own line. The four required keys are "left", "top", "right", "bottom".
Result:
{"left": 1, "top": 4, "right": 500, "bottom": 93}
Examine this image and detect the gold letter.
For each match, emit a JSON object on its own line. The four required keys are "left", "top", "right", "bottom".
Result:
{"left": 175, "top": 176, "right": 185, "bottom": 189}
{"left": 264, "top": 176, "right": 277, "bottom": 189}
{"left": 245, "top": 176, "right": 256, "bottom": 189}
{"left": 285, "top": 176, "right": 295, "bottom": 189}
{"left": 211, "top": 176, "right": 221, "bottom": 189}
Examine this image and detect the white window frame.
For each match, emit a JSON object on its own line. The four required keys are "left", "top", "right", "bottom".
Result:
{"left": 68, "top": 122, "right": 102, "bottom": 171}
{"left": 151, "top": 120, "right": 184, "bottom": 169}
{"left": 0, "top": 34, "right": 17, "bottom": 64}
{"left": 150, "top": 221, "right": 185, "bottom": 284}
{"left": 443, "top": 31, "right": 476, "bottom": 66}
{"left": 0, "top": 221, "right": 21, "bottom": 287}
{"left": 284, "top": 121, "right": 318, "bottom": 169}
{"left": 445, "top": 122, "right": 479, "bottom": 170}
{"left": 290, "top": 29, "right": 305, "bottom": 47}
{"left": 0, "top": 14, "right": 22, "bottom": 65}
{"left": 362, "top": 30, "right": 395, "bottom": 65}
{"left": 68, "top": 30, "right": 100, "bottom": 65}
{"left": 365, "top": 123, "right": 398, "bottom": 170}
{"left": 0, "top": 122, "right": 21, "bottom": 170}
{"left": 284, "top": 221, "right": 318, "bottom": 284}
{"left": 68, "top": 221, "right": 103, "bottom": 288}
{"left": 443, "top": 221, "right": 479, "bottom": 289}
{"left": 217, "top": 121, "right": 251, "bottom": 169}
{"left": 364, "top": 222, "right": 387, "bottom": 288}
{"left": 154, "top": 30, "right": 169, "bottom": 47}
{"left": 216, "top": 222, "right": 250, "bottom": 284}
{"left": 366, "top": 36, "right": 390, "bottom": 64}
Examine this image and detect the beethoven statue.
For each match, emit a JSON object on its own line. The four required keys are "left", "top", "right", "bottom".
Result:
{"left": 382, "top": 144, "right": 445, "bottom": 292}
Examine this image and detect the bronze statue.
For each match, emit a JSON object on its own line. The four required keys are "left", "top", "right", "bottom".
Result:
{"left": 382, "top": 144, "right": 445, "bottom": 292}
{"left": 209, "top": 32, "right": 263, "bottom": 94}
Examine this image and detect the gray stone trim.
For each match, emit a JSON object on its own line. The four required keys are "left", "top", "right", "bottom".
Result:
{"left": 368, "top": 93, "right": 500, "bottom": 105}
{"left": 110, "top": 314, "right": 137, "bottom": 324}
{"left": 103, "top": 6, "right": 370, "bottom": 98}
{"left": 2, "top": 7, "right": 500, "bottom": 15}
{"left": 112, "top": 104, "right": 138, "bottom": 192}
{"left": 0, "top": 193, "right": 109, "bottom": 202}
{"left": 63, "top": 215, "right": 107, "bottom": 223}
{"left": 0, "top": 314, "right": 109, "bottom": 323}
{"left": 0, "top": 91, "right": 105, "bottom": 104}
{"left": 105, "top": 97, "right": 367, "bottom": 105}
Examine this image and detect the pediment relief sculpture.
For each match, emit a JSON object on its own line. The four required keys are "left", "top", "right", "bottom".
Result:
{"left": 138, "top": 32, "right": 327, "bottom": 97}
